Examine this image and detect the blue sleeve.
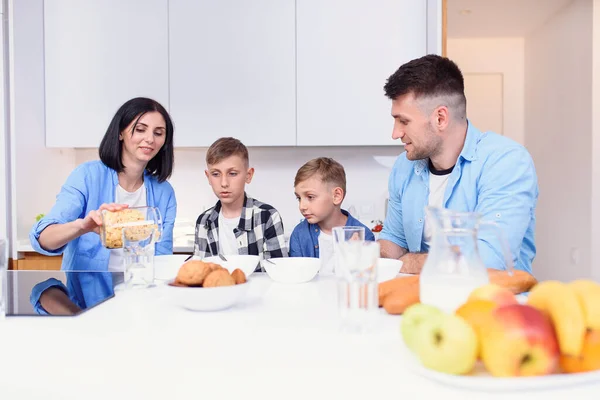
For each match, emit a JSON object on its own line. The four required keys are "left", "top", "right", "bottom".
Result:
{"left": 378, "top": 160, "right": 408, "bottom": 249}
{"left": 289, "top": 225, "right": 302, "bottom": 257}
{"left": 29, "top": 165, "right": 89, "bottom": 256}
{"left": 30, "top": 278, "right": 68, "bottom": 315}
{"left": 475, "top": 147, "right": 538, "bottom": 273}
{"left": 156, "top": 186, "right": 177, "bottom": 256}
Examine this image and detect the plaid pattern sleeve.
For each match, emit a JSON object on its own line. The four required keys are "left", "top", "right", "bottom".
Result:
{"left": 260, "top": 207, "right": 288, "bottom": 259}
{"left": 242, "top": 197, "right": 288, "bottom": 259}
{"left": 194, "top": 207, "right": 219, "bottom": 258}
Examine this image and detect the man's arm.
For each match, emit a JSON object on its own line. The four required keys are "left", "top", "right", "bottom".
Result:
{"left": 379, "top": 239, "right": 407, "bottom": 259}
{"left": 378, "top": 159, "right": 410, "bottom": 259}
{"left": 399, "top": 253, "right": 427, "bottom": 274}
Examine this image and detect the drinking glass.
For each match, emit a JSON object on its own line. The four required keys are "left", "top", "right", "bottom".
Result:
{"left": 334, "top": 237, "right": 379, "bottom": 333}
{"left": 332, "top": 226, "right": 365, "bottom": 278}
{"left": 122, "top": 225, "right": 158, "bottom": 288}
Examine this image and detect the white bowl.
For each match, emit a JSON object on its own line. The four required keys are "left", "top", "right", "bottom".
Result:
{"left": 261, "top": 257, "right": 321, "bottom": 284}
{"left": 203, "top": 255, "right": 260, "bottom": 278}
{"left": 164, "top": 280, "right": 249, "bottom": 311}
{"left": 377, "top": 258, "right": 404, "bottom": 283}
{"left": 154, "top": 254, "right": 191, "bottom": 281}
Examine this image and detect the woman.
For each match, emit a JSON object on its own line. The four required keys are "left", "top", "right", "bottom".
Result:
{"left": 29, "top": 97, "right": 177, "bottom": 314}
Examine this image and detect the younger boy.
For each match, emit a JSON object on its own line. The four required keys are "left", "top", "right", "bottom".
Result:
{"left": 194, "top": 137, "right": 288, "bottom": 264}
{"left": 289, "top": 157, "right": 374, "bottom": 273}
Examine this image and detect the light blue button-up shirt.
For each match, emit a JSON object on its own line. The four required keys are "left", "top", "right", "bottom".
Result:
{"left": 29, "top": 160, "right": 177, "bottom": 312}
{"left": 379, "top": 122, "right": 538, "bottom": 274}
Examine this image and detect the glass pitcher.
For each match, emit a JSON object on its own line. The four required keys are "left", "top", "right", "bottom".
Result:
{"left": 419, "top": 207, "right": 514, "bottom": 313}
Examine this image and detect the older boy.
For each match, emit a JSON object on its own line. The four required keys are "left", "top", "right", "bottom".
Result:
{"left": 194, "top": 137, "right": 288, "bottom": 262}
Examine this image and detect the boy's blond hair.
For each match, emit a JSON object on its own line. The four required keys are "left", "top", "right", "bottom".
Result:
{"left": 294, "top": 157, "right": 346, "bottom": 197}
{"left": 206, "top": 137, "right": 249, "bottom": 167}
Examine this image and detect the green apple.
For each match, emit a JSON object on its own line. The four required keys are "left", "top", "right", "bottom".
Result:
{"left": 414, "top": 314, "right": 478, "bottom": 375}
{"left": 400, "top": 303, "right": 444, "bottom": 352}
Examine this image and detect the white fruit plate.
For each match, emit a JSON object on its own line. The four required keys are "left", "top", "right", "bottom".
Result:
{"left": 402, "top": 345, "right": 600, "bottom": 392}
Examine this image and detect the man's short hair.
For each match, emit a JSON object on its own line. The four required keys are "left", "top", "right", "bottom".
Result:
{"left": 384, "top": 54, "right": 467, "bottom": 118}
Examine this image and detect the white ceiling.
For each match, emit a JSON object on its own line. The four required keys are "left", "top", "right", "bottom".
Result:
{"left": 447, "top": 0, "right": 574, "bottom": 38}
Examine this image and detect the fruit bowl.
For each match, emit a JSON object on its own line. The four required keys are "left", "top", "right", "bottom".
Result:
{"left": 260, "top": 257, "right": 320, "bottom": 284}
{"left": 398, "top": 279, "right": 600, "bottom": 391}
{"left": 402, "top": 344, "right": 600, "bottom": 391}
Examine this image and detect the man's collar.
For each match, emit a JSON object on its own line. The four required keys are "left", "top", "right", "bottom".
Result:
{"left": 413, "top": 119, "right": 480, "bottom": 175}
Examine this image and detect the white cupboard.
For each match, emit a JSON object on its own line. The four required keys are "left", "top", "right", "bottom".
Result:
{"left": 168, "top": 0, "right": 296, "bottom": 147}
{"left": 43, "top": 0, "right": 441, "bottom": 148}
{"left": 296, "top": 0, "right": 429, "bottom": 146}
{"left": 44, "top": 0, "right": 169, "bottom": 148}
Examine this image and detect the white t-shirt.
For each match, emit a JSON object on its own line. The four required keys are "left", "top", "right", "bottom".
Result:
{"left": 422, "top": 166, "right": 452, "bottom": 248}
{"left": 108, "top": 183, "right": 147, "bottom": 272}
{"left": 318, "top": 231, "right": 335, "bottom": 275}
{"left": 218, "top": 211, "right": 241, "bottom": 256}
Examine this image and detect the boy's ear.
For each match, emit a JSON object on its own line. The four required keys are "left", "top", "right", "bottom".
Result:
{"left": 245, "top": 167, "right": 255, "bottom": 184}
{"left": 204, "top": 169, "right": 209, "bottom": 179}
{"left": 332, "top": 187, "right": 344, "bottom": 206}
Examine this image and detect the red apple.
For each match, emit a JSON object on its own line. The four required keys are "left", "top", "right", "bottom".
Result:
{"left": 480, "top": 304, "right": 559, "bottom": 377}
{"left": 468, "top": 283, "right": 518, "bottom": 307}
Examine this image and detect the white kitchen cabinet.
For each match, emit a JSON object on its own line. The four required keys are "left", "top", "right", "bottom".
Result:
{"left": 296, "top": 0, "right": 432, "bottom": 146}
{"left": 168, "top": 0, "right": 296, "bottom": 147}
{"left": 44, "top": 0, "right": 169, "bottom": 148}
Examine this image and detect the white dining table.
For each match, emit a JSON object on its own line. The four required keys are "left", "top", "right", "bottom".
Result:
{"left": 0, "top": 273, "right": 598, "bottom": 400}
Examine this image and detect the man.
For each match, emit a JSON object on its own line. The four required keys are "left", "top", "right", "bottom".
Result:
{"left": 378, "top": 54, "right": 538, "bottom": 275}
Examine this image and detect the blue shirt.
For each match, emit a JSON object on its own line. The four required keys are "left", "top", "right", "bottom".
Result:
{"left": 379, "top": 122, "right": 538, "bottom": 274}
{"left": 289, "top": 210, "right": 375, "bottom": 258}
{"left": 29, "top": 160, "right": 177, "bottom": 313}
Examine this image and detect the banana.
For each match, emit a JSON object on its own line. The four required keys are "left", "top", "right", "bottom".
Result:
{"left": 569, "top": 280, "right": 600, "bottom": 330}
{"left": 527, "top": 280, "right": 586, "bottom": 357}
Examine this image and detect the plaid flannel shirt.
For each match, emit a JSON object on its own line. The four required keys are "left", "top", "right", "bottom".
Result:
{"left": 194, "top": 194, "right": 288, "bottom": 263}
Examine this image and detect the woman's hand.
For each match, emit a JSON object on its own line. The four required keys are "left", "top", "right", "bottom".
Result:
{"left": 79, "top": 203, "right": 129, "bottom": 235}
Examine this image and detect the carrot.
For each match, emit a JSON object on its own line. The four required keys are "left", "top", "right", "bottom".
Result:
{"left": 378, "top": 269, "right": 537, "bottom": 315}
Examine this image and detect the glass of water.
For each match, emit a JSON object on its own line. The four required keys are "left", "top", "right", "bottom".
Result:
{"left": 122, "top": 225, "right": 158, "bottom": 289}
{"left": 0, "top": 239, "right": 7, "bottom": 319}
{"left": 334, "top": 237, "right": 379, "bottom": 333}
{"left": 331, "top": 226, "right": 365, "bottom": 278}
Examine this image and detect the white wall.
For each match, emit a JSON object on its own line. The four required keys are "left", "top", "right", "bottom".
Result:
{"left": 591, "top": 0, "right": 600, "bottom": 282}
{"left": 74, "top": 146, "right": 400, "bottom": 236}
{"left": 0, "top": 3, "right": 9, "bottom": 249}
{"left": 447, "top": 38, "right": 525, "bottom": 145}
{"left": 8, "top": 1, "right": 403, "bottom": 248}
{"left": 10, "top": 0, "right": 76, "bottom": 256}
{"left": 525, "top": 0, "right": 593, "bottom": 281}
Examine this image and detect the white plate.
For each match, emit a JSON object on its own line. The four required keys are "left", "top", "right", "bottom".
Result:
{"left": 261, "top": 257, "right": 320, "bottom": 284}
{"left": 402, "top": 344, "right": 600, "bottom": 391}
{"left": 378, "top": 258, "right": 405, "bottom": 283}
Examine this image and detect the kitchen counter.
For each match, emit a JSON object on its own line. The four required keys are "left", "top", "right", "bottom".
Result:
{"left": 17, "top": 238, "right": 195, "bottom": 254}
{"left": 0, "top": 269, "right": 597, "bottom": 399}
